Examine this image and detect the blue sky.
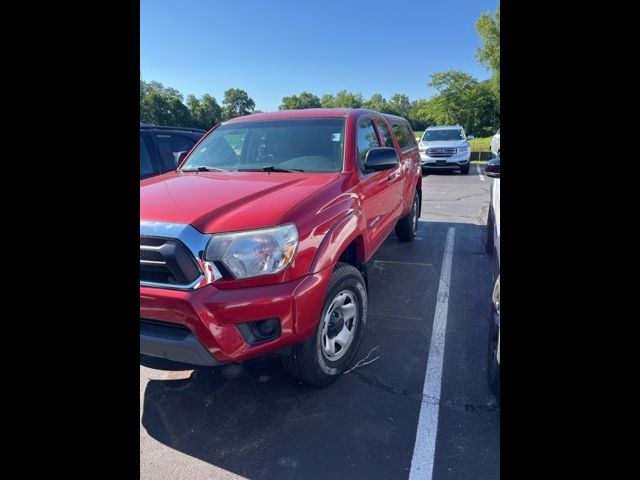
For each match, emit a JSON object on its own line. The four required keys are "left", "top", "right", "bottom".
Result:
{"left": 140, "top": 0, "right": 497, "bottom": 112}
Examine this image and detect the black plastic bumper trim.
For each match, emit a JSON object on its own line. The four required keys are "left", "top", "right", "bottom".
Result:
{"left": 140, "top": 319, "right": 225, "bottom": 367}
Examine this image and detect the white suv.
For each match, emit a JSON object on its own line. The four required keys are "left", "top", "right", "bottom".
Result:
{"left": 418, "top": 125, "right": 473, "bottom": 174}
{"left": 484, "top": 157, "right": 500, "bottom": 399}
{"left": 491, "top": 128, "right": 500, "bottom": 157}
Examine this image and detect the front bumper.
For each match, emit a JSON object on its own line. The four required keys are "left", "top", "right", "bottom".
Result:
{"left": 140, "top": 268, "right": 333, "bottom": 365}
{"left": 140, "top": 319, "right": 226, "bottom": 366}
{"left": 420, "top": 152, "right": 470, "bottom": 168}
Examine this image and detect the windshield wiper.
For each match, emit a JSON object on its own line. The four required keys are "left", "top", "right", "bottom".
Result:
{"left": 237, "top": 166, "right": 305, "bottom": 173}
{"left": 181, "top": 166, "right": 226, "bottom": 172}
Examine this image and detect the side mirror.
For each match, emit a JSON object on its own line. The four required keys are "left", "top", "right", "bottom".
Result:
{"left": 484, "top": 157, "right": 500, "bottom": 178}
{"left": 467, "top": 135, "right": 475, "bottom": 140}
{"left": 174, "top": 151, "right": 188, "bottom": 166}
{"left": 365, "top": 147, "right": 399, "bottom": 172}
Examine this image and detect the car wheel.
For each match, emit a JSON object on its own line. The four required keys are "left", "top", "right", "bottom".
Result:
{"left": 395, "top": 192, "right": 419, "bottom": 242}
{"left": 487, "top": 310, "right": 500, "bottom": 400}
{"left": 460, "top": 164, "right": 470, "bottom": 175}
{"left": 485, "top": 207, "right": 495, "bottom": 254}
{"left": 281, "top": 262, "right": 367, "bottom": 386}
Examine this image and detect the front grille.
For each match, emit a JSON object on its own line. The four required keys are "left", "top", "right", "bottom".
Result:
{"left": 140, "top": 250, "right": 164, "bottom": 263}
{"left": 140, "top": 263, "right": 179, "bottom": 284}
{"left": 140, "top": 236, "right": 201, "bottom": 287}
{"left": 427, "top": 148, "right": 457, "bottom": 157}
{"left": 140, "top": 237, "right": 166, "bottom": 247}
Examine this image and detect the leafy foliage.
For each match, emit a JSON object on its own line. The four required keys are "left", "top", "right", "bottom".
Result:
{"left": 476, "top": 3, "right": 500, "bottom": 96}
{"left": 222, "top": 88, "right": 256, "bottom": 118}
{"left": 279, "top": 91, "right": 321, "bottom": 110}
{"left": 186, "top": 94, "right": 222, "bottom": 130}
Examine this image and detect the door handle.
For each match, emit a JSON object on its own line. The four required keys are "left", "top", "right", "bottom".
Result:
{"left": 387, "top": 171, "right": 401, "bottom": 183}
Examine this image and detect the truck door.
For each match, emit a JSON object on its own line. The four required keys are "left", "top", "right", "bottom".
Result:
{"left": 356, "top": 115, "right": 403, "bottom": 254}
{"left": 390, "top": 121, "right": 421, "bottom": 215}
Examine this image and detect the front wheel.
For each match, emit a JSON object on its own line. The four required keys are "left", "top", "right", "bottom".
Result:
{"left": 395, "top": 192, "right": 419, "bottom": 242}
{"left": 460, "top": 164, "right": 470, "bottom": 175}
{"left": 487, "top": 313, "right": 500, "bottom": 399}
{"left": 281, "top": 263, "right": 367, "bottom": 386}
{"left": 485, "top": 207, "right": 495, "bottom": 254}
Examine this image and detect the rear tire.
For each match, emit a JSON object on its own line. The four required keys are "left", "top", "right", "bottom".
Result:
{"left": 485, "top": 207, "right": 495, "bottom": 254}
{"left": 281, "top": 263, "right": 367, "bottom": 386}
{"left": 487, "top": 313, "right": 500, "bottom": 399}
{"left": 395, "top": 192, "right": 419, "bottom": 242}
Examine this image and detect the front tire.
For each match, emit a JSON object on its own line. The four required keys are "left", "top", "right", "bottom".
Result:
{"left": 460, "top": 164, "right": 470, "bottom": 175}
{"left": 281, "top": 263, "right": 367, "bottom": 386}
{"left": 395, "top": 192, "right": 419, "bottom": 242}
{"left": 485, "top": 206, "right": 495, "bottom": 254}
{"left": 487, "top": 313, "right": 500, "bottom": 399}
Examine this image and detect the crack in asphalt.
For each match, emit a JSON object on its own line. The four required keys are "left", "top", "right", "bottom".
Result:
{"left": 353, "top": 371, "right": 498, "bottom": 412}
{"left": 422, "top": 211, "right": 487, "bottom": 224}
{"left": 424, "top": 192, "right": 488, "bottom": 202}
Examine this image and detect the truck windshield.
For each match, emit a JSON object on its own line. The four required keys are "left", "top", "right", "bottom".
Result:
{"left": 423, "top": 129, "right": 464, "bottom": 141}
{"left": 181, "top": 118, "right": 346, "bottom": 173}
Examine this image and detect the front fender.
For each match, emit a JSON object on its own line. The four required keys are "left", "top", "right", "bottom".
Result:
{"left": 309, "top": 210, "right": 364, "bottom": 274}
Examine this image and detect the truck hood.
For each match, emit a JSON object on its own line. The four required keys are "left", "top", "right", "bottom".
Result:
{"left": 140, "top": 171, "right": 341, "bottom": 233}
{"left": 421, "top": 140, "right": 468, "bottom": 148}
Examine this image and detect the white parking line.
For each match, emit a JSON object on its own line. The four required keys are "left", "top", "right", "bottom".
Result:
{"left": 408, "top": 227, "right": 455, "bottom": 480}
{"left": 477, "top": 164, "right": 485, "bottom": 181}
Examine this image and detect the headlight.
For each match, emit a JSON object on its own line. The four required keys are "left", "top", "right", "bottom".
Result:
{"left": 203, "top": 224, "right": 298, "bottom": 279}
{"left": 457, "top": 146, "right": 469, "bottom": 154}
{"left": 419, "top": 144, "right": 426, "bottom": 152}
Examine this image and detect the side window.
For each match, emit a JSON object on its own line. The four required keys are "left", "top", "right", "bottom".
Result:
{"left": 171, "top": 135, "right": 197, "bottom": 155}
{"left": 356, "top": 117, "right": 381, "bottom": 172}
{"left": 392, "top": 124, "right": 410, "bottom": 149}
{"left": 404, "top": 124, "right": 417, "bottom": 146}
{"left": 374, "top": 117, "right": 395, "bottom": 148}
{"left": 155, "top": 134, "right": 197, "bottom": 171}
{"left": 140, "top": 135, "right": 155, "bottom": 178}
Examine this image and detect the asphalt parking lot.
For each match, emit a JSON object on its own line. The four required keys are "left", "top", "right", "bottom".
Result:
{"left": 140, "top": 164, "right": 499, "bottom": 480}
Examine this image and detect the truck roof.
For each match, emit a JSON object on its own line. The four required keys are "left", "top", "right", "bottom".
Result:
{"left": 223, "top": 108, "right": 411, "bottom": 125}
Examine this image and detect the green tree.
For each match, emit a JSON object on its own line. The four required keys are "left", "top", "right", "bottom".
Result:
{"left": 279, "top": 91, "right": 321, "bottom": 110}
{"left": 186, "top": 94, "right": 222, "bottom": 129}
{"left": 418, "top": 71, "right": 498, "bottom": 135}
{"left": 408, "top": 99, "right": 435, "bottom": 130}
{"left": 476, "top": 4, "right": 500, "bottom": 95}
{"left": 427, "top": 71, "right": 477, "bottom": 125}
{"left": 140, "top": 80, "right": 191, "bottom": 126}
{"left": 388, "top": 93, "right": 411, "bottom": 117}
{"left": 222, "top": 88, "right": 255, "bottom": 119}
{"left": 332, "top": 90, "right": 363, "bottom": 108}
{"left": 140, "top": 80, "right": 184, "bottom": 125}
{"left": 320, "top": 94, "right": 336, "bottom": 108}
{"left": 467, "top": 80, "right": 500, "bottom": 136}
{"left": 363, "top": 93, "right": 388, "bottom": 112}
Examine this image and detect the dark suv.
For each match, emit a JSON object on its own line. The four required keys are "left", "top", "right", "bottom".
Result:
{"left": 140, "top": 123, "right": 207, "bottom": 179}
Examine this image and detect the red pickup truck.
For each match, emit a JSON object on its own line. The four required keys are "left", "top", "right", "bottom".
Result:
{"left": 140, "top": 108, "right": 422, "bottom": 385}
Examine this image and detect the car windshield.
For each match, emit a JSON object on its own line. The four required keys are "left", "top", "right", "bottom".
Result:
{"left": 423, "top": 129, "right": 464, "bottom": 141}
{"left": 181, "top": 118, "right": 346, "bottom": 173}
